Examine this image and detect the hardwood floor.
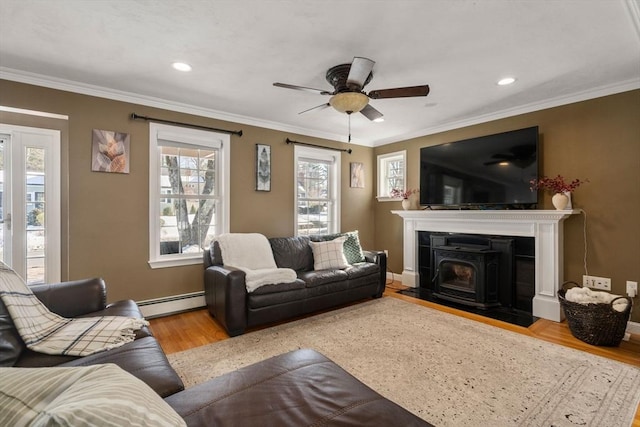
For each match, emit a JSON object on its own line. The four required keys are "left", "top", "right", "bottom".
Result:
{"left": 150, "top": 284, "right": 640, "bottom": 425}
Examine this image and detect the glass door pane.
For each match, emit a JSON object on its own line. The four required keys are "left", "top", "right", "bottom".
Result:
{"left": 25, "top": 147, "right": 46, "bottom": 284}
{"left": 0, "top": 135, "right": 6, "bottom": 266}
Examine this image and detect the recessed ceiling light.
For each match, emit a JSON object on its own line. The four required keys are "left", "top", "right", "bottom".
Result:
{"left": 373, "top": 117, "right": 385, "bottom": 123}
{"left": 172, "top": 62, "right": 192, "bottom": 72}
{"left": 497, "top": 77, "right": 516, "bottom": 86}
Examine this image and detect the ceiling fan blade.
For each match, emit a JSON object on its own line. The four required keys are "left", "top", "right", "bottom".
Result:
{"left": 346, "top": 57, "right": 375, "bottom": 90}
{"left": 273, "top": 82, "right": 332, "bottom": 96}
{"left": 298, "top": 103, "right": 330, "bottom": 115}
{"left": 368, "top": 85, "right": 430, "bottom": 99}
{"left": 360, "top": 104, "right": 384, "bottom": 121}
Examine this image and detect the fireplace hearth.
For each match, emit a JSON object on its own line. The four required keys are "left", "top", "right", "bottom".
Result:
{"left": 432, "top": 245, "right": 500, "bottom": 309}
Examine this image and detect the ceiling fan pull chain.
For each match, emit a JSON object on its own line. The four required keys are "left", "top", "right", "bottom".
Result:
{"left": 348, "top": 112, "right": 352, "bottom": 142}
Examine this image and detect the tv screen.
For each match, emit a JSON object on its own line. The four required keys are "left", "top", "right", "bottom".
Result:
{"left": 419, "top": 126, "right": 539, "bottom": 208}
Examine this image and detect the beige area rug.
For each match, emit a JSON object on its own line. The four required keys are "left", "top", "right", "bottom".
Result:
{"left": 168, "top": 297, "right": 640, "bottom": 426}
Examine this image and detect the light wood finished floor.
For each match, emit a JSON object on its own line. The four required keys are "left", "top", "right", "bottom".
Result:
{"left": 150, "top": 284, "right": 640, "bottom": 426}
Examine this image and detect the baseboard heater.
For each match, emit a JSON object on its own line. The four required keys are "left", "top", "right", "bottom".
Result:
{"left": 137, "top": 291, "right": 205, "bottom": 319}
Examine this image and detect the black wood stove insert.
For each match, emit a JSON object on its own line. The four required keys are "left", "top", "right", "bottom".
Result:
{"left": 432, "top": 245, "right": 501, "bottom": 309}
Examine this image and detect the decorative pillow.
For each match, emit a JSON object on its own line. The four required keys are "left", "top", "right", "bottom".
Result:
{"left": 310, "top": 231, "right": 365, "bottom": 264}
{"left": 310, "top": 236, "right": 349, "bottom": 270}
{"left": 0, "top": 364, "right": 186, "bottom": 427}
{"left": 343, "top": 230, "right": 365, "bottom": 264}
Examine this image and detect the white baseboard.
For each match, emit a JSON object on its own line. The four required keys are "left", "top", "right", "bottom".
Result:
{"left": 626, "top": 320, "right": 640, "bottom": 335}
{"left": 137, "top": 291, "right": 205, "bottom": 319}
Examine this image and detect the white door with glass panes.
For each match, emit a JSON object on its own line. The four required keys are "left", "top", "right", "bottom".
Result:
{"left": 0, "top": 125, "right": 61, "bottom": 284}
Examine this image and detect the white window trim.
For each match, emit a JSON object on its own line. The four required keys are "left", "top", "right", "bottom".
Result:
{"left": 294, "top": 145, "right": 340, "bottom": 236}
{"left": 148, "top": 122, "right": 230, "bottom": 269}
{"left": 377, "top": 150, "right": 406, "bottom": 201}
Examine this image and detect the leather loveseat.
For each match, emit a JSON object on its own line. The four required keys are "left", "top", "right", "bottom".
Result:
{"left": 204, "top": 234, "right": 387, "bottom": 336}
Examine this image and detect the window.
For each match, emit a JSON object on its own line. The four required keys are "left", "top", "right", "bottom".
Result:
{"left": 149, "top": 123, "right": 229, "bottom": 268}
{"left": 294, "top": 145, "right": 340, "bottom": 236}
{"left": 377, "top": 150, "right": 406, "bottom": 200}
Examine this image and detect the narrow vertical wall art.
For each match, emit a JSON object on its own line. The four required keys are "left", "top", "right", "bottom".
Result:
{"left": 256, "top": 144, "right": 271, "bottom": 191}
{"left": 350, "top": 162, "right": 364, "bottom": 188}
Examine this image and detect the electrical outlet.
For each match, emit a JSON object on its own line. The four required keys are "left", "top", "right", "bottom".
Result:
{"left": 582, "top": 275, "right": 611, "bottom": 291}
{"left": 626, "top": 281, "right": 638, "bottom": 298}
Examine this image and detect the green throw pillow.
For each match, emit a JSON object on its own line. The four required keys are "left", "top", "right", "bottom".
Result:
{"left": 310, "top": 230, "right": 365, "bottom": 264}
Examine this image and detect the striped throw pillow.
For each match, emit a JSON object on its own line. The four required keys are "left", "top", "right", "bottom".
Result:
{"left": 0, "top": 364, "right": 186, "bottom": 427}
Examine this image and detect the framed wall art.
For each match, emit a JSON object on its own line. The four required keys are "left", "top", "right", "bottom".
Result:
{"left": 256, "top": 144, "right": 271, "bottom": 191}
{"left": 350, "top": 162, "right": 364, "bottom": 188}
{"left": 91, "top": 129, "right": 130, "bottom": 174}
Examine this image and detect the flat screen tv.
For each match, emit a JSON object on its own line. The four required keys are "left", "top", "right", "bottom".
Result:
{"left": 419, "top": 126, "right": 539, "bottom": 208}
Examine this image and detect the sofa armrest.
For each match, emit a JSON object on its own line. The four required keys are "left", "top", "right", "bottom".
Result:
{"left": 363, "top": 250, "right": 387, "bottom": 298}
{"left": 30, "top": 278, "right": 107, "bottom": 318}
{"left": 204, "top": 266, "right": 248, "bottom": 336}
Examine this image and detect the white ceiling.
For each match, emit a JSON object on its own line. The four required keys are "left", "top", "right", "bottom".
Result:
{"left": 1, "top": 1, "right": 639, "bottom": 146}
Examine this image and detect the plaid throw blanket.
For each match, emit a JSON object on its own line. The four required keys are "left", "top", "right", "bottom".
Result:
{"left": 0, "top": 263, "right": 149, "bottom": 357}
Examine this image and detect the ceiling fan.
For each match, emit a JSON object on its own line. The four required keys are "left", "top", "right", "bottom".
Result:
{"left": 273, "top": 57, "right": 430, "bottom": 123}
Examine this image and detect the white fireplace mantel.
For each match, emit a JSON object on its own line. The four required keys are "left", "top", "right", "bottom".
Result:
{"left": 392, "top": 209, "right": 579, "bottom": 322}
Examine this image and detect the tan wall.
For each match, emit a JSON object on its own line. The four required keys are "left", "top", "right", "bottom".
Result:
{"left": 0, "top": 80, "right": 375, "bottom": 303}
{"left": 2, "top": 80, "right": 638, "bottom": 322}
{"left": 374, "top": 90, "right": 640, "bottom": 321}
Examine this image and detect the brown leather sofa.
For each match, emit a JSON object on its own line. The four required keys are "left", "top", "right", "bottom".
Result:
{"left": 0, "top": 278, "right": 185, "bottom": 398}
{"left": 204, "top": 235, "right": 387, "bottom": 336}
{"left": 1, "top": 278, "right": 432, "bottom": 426}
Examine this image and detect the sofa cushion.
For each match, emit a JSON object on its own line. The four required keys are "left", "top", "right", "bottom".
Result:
{"left": 298, "top": 269, "right": 349, "bottom": 288}
{"left": 310, "top": 230, "right": 365, "bottom": 264}
{"left": 0, "top": 364, "right": 186, "bottom": 427}
{"left": 248, "top": 287, "right": 309, "bottom": 309}
{"left": 269, "top": 236, "right": 314, "bottom": 271}
{"left": 58, "top": 336, "right": 185, "bottom": 398}
{"left": 251, "top": 279, "right": 307, "bottom": 295}
{"left": 344, "top": 262, "right": 380, "bottom": 280}
{"left": 310, "top": 237, "right": 349, "bottom": 270}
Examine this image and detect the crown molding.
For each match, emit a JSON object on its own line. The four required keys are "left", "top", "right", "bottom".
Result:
{"left": 0, "top": 67, "right": 374, "bottom": 147}
{"left": 2, "top": 67, "right": 637, "bottom": 148}
{"left": 373, "top": 77, "right": 640, "bottom": 146}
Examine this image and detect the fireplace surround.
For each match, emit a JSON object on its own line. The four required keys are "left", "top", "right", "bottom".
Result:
{"left": 392, "top": 210, "right": 578, "bottom": 322}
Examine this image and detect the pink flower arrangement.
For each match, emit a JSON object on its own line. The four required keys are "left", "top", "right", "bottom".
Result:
{"left": 390, "top": 188, "right": 419, "bottom": 199}
{"left": 529, "top": 175, "right": 588, "bottom": 194}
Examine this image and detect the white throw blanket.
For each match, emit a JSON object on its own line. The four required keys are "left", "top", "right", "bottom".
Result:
{"left": 565, "top": 286, "right": 629, "bottom": 312}
{"left": 215, "top": 233, "right": 297, "bottom": 293}
{"left": 0, "top": 263, "right": 149, "bottom": 356}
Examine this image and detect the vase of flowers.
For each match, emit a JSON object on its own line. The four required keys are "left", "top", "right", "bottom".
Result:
{"left": 390, "top": 188, "right": 419, "bottom": 210}
{"left": 530, "top": 175, "right": 588, "bottom": 210}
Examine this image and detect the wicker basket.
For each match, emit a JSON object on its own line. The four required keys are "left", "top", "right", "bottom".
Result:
{"left": 558, "top": 282, "right": 633, "bottom": 346}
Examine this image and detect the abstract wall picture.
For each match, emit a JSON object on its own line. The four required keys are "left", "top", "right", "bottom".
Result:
{"left": 350, "top": 162, "right": 364, "bottom": 188}
{"left": 256, "top": 144, "right": 271, "bottom": 191}
{"left": 91, "top": 129, "right": 130, "bottom": 173}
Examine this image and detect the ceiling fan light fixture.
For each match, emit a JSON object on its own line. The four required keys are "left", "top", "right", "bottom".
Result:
{"left": 329, "top": 92, "right": 369, "bottom": 114}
